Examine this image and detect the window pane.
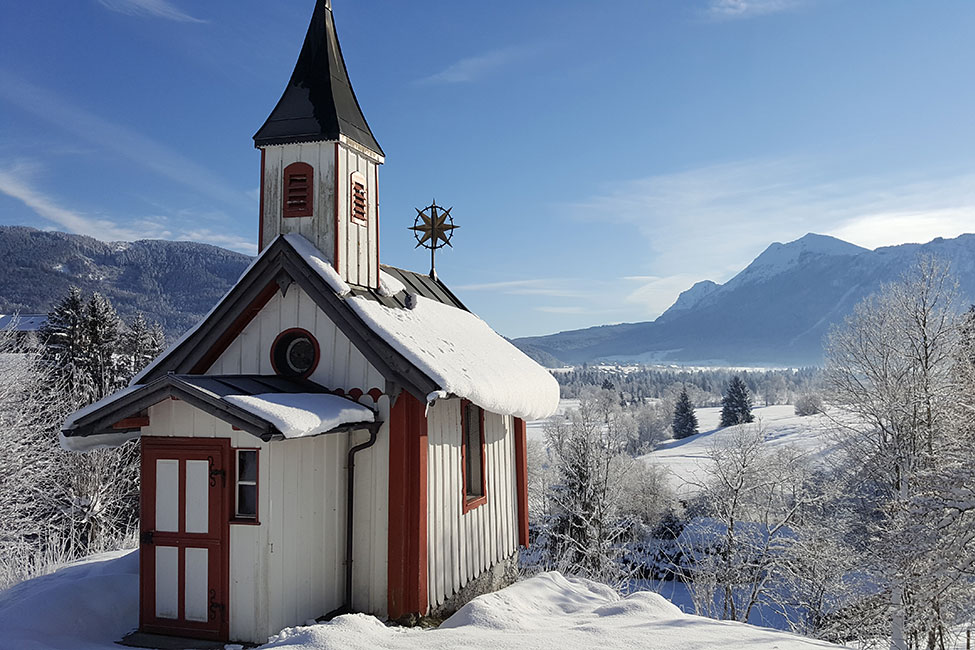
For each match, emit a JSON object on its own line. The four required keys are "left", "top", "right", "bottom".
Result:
{"left": 464, "top": 404, "right": 484, "bottom": 498}
{"left": 237, "top": 484, "right": 257, "bottom": 518}
{"left": 238, "top": 450, "right": 257, "bottom": 483}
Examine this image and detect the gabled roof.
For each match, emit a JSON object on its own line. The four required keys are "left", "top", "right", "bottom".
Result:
{"left": 253, "top": 0, "right": 383, "bottom": 155}
{"left": 61, "top": 374, "right": 377, "bottom": 450}
{"left": 68, "top": 233, "right": 558, "bottom": 432}
{"left": 131, "top": 234, "right": 443, "bottom": 401}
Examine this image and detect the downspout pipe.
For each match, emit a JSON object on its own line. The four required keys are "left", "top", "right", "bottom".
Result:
{"left": 325, "top": 421, "right": 381, "bottom": 619}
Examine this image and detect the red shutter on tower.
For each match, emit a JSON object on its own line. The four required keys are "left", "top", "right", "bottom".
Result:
{"left": 351, "top": 178, "right": 367, "bottom": 223}
{"left": 283, "top": 162, "right": 313, "bottom": 218}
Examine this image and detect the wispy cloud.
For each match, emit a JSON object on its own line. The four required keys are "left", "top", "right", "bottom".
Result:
{"left": 706, "top": 0, "right": 802, "bottom": 19}
{"left": 0, "top": 70, "right": 248, "bottom": 211}
{"left": 0, "top": 165, "right": 256, "bottom": 253}
{"left": 96, "top": 0, "right": 205, "bottom": 23}
{"left": 455, "top": 278, "right": 585, "bottom": 299}
{"left": 568, "top": 158, "right": 975, "bottom": 318}
{"left": 418, "top": 45, "right": 536, "bottom": 85}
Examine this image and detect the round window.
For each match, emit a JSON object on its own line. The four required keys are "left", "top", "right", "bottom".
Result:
{"left": 271, "top": 329, "right": 320, "bottom": 378}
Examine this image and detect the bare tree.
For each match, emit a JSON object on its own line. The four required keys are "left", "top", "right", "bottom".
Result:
{"left": 823, "top": 256, "right": 967, "bottom": 650}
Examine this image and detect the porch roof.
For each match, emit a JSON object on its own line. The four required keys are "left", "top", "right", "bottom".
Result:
{"left": 60, "top": 374, "right": 378, "bottom": 452}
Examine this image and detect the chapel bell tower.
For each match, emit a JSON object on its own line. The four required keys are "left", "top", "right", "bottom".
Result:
{"left": 254, "top": 0, "right": 384, "bottom": 289}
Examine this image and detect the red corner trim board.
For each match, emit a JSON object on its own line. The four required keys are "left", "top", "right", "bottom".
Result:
{"left": 387, "top": 392, "right": 428, "bottom": 619}
{"left": 514, "top": 417, "right": 530, "bottom": 548}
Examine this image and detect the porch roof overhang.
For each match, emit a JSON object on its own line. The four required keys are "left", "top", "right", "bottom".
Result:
{"left": 60, "top": 374, "right": 379, "bottom": 452}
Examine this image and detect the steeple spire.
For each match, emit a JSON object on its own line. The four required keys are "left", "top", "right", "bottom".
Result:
{"left": 254, "top": 0, "right": 382, "bottom": 155}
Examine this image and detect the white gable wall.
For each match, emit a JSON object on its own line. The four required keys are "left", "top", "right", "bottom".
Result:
{"left": 425, "top": 399, "right": 519, "bottom": 611}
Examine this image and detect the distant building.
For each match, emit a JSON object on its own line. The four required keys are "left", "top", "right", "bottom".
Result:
{"left": 60, "top": 1, "right": 559, "bottom": 646}
{"left": 0, "top": 314, "right": 47, "bottom": 342}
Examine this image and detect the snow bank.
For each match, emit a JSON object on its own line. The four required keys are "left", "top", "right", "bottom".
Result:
{"left": 262, "top": 571, "right": 848, "bottom": 650}
{"left": 0, "top": 560, "right": 851, "bottom": 650}
{"left": 223, "top": 393, "right": 375, "bottom": 438}
{"left": 0, "top": 550, "right": 138, "bottom": 650}
{"left": 349, "top": 294, "right": 560, "bottom": 421}
{"left": 378, "top": 269, "right": 406, "bottom": 297}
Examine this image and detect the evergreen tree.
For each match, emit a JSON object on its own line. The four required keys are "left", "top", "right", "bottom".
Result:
{"left": 121, "top": 313, "right": 166, "bottom": 377}
{"left": 39, "top": 287, "right": 91, "bottom": 401}
{"left": 672, "top": 388, "right": 699, "bottom": 439}
{"left": 720, "top": 375, "right": 754, "bottom": 427}
{"left": 84, "top": 292, "right": 124, "bottom": 401}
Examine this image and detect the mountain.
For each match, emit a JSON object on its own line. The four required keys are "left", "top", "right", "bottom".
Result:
{"left": 515, "top": 233, "right": 975, "bottom": 367}
{"left": 0, "top": 226, "right": 252, "bottom": 338}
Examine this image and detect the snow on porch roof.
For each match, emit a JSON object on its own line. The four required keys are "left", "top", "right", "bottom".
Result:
{"left": 61, "top": 374, "right": 378, "bottom": 452}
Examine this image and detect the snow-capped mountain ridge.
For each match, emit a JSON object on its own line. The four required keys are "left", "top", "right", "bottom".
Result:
{"left": 515, "top": 232, "right": 975, "bottom": 366}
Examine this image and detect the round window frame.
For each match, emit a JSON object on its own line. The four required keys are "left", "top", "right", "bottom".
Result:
{"left": 269, "top": 328, "right": 321, "bottom": 379}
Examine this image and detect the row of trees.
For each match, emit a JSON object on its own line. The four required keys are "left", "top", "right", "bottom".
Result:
{"left": 0, "top": 289, "right": 164, "bottom": 587}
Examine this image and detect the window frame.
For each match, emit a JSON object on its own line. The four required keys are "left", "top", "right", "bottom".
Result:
{"left": 269, "top": 328, "right": 321, "bottom": 379}
{"left": 350, "top": 170, "right": 367, "bottom": 225}
{"left": 232, "top": 448, "right": 260, "bottom": 525}
{"left": 460, "top": 400, "right": 487, "bottom": 513}
{"left": 282, "top": 162, "right": 314, "bottom": 218}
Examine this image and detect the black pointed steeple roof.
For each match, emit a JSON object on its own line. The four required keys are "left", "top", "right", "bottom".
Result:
{"left": 254, "top": 0, "right": 383, "bottom": 155}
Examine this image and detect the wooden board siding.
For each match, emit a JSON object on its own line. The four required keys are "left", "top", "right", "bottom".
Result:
{"left": 206, "top": 284, "right": 386, "bottom": 395}
{"left": 335, "top": 143, "right": 379, "bottom": 288}
{"left": 260, "top": 143, "right": 338, "bottom": 261}
{"left": 142, "top": 397, "right": 391, "bottom": 640}
{"left": 425, "top": 400, "right": 519, "bottom": 611}
{"left": 261, "top": 141, "right": 379, "bottom": 289}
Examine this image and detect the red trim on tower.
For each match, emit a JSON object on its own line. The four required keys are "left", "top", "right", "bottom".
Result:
{"left": 334, "top": 143, "right": 341, "bottom": 274}
{"left": 514, "top": 417, "right": 530, "bottom": 548}
{"left": 258, "top": 148, "right": 266, "bottom": 251}
{"left": 387, "top": 391, "right": 428, "bottom": 620}
{"left": 374, "top": 163, "right": 380, "bottom": 289}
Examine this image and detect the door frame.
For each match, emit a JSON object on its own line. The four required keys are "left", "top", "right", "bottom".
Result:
{"left": 140, "top": 437, "right": 231, "bottom": 641}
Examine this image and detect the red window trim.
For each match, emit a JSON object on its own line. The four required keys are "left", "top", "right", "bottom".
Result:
{"left": 460, "top": 400, "right": 487, "bottom": 514}
{"left": 283, "top": 162, "right": 313, "bottom": 218}
{"left": 231, "top": 448, "right": 260, "bottom": 526}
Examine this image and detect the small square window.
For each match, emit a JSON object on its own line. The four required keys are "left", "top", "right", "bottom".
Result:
{"left": 235, "top": 449, "right": 258, "bottom": 521}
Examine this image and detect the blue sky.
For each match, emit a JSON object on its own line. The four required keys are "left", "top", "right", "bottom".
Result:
{"left": 1, "top": 0, "right": 974, "bottom": 338}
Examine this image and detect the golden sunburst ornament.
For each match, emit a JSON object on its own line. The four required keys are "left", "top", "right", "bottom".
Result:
{"left": 410, "top": 201, "right": 458, "bottom": 279}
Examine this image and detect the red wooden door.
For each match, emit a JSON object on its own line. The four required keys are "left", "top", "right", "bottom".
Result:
{"left": 140, "top": 438, "right": 230, "bottom": 641}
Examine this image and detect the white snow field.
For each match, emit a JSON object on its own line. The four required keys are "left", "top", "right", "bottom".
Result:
{"left": 641, "top": 405, "right": 839, "bottom": 496}
{"left": 0, "top": 552, "right": 849, "bottom": 650}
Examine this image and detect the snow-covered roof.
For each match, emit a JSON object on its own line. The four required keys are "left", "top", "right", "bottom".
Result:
{"left": 349, "top": 294, "right": 560, "bottom": 421}
{"left": 0, "top": 314, "right": 47, "bottom": 332}
{"left": 62, "top": 374, "right": 377, "bottom": 451}
{"left": 224, "top": 392, "right": 375, "bottom": 439}
{"left": 122, "top": 233, "right": 558, "bottom": 423}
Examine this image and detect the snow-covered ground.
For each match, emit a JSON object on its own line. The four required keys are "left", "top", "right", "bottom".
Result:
{"left": 0, "top": 551, "right": 849, "bottom": 650}
{"left": 641, "top": 405, "right": 839, "bottom": 496}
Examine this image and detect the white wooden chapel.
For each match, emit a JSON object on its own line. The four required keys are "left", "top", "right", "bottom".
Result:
{"left": 60, "top": 0, "right": 560, "bottom": 645}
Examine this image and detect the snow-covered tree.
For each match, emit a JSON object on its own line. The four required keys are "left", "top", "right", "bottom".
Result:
{"left": 121, "top": 313, "right": 165, "bottom": 378}
{"left": 823, "top": 256, "right": 969, "bottom": 650}
{"left": 719, "top": 376, "right": 754, "bottom": 427}
{"left": 672, "top": 388, "right": 698, "bottom": 439}
{"left": 793, "top": 393, "right": 823, "bottom": 417}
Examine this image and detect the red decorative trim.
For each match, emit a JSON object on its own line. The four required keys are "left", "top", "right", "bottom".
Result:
{"left": 282, "top": 162, "right": 313, "bottom": 218}
{"left": 514, "top": 418, "right": 530, "bottom": 548}
{"left": 367, "top": 388, "right": 384, "bottom": 403}
{"left": 231, "top": 448, "right": 260, "bottom": 526}
{"left": 269, "top": 328, "right": 321, "bottom": 379}
{"left": 258, "top": 148, "right": 266, "bottom": 250}
{"left": 460, "top": 401, "right": 488, "bottom": 514}
{"left": 333, "top": 143, "right": 341, "bottom": 274}
{"left": 348, "top": 388, "right": 363, "bottom": 401}
{"left": 114, "top": 416, "right": 150, "bottom": 430}
{"left": 191, "top": 281, "right": 279, "bottom": 374}
{"left": 387, "top": 392, "right": 428, "bottom": 619}
{"left": 374, "top": 163, "right": 380, "bottom": 289}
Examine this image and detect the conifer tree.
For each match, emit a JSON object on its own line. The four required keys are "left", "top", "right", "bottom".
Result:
{"left": 83, "top": 292, "right": 124, "bottom": 401}
{"left": 122, "top": 313, "right": 165, "bottom": 377}
{"left": 720, "top": 375, "right": 754, "bottom": 427}
{"left": 39, "top": 287, "right": 91, "bottom": 401}
{"left": 672, "top": 388, "right": 699, "bottom": 439}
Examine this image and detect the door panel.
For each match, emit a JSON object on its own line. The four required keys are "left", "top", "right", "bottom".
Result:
{"left": 141, "top": 438, "right": 230, "bottom": 641}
